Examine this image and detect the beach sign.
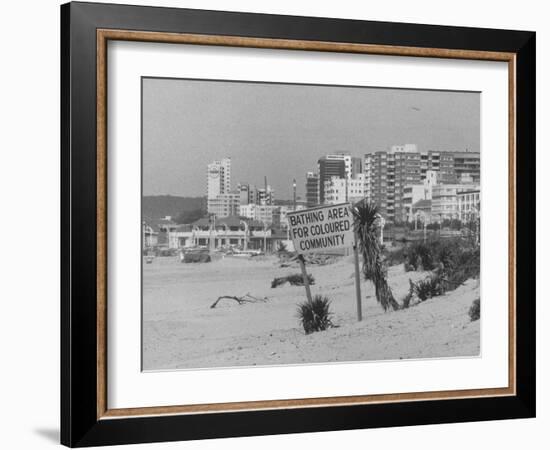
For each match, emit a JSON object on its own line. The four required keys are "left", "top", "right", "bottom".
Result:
{"left": 287, "top": 203, "right": 362, "bottom": 322}
{"left": 286, "top": 203, "right": 354, "bottom": 255}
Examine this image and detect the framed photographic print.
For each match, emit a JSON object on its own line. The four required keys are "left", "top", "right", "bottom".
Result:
{"left": 61, "top": 1, "right": 536, "bottom": 447}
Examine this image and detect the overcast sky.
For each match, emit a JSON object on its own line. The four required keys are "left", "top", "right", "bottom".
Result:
{"left": 142, "top": 78, "right": 479, "bottom": 199}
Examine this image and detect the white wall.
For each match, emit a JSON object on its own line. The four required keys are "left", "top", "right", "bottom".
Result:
{"left": 0, "top": 1, "right": 546, "bottom": 449}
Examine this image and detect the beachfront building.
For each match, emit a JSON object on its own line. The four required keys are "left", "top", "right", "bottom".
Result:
{"left": 457, "top": 189, "right": 480, "bottom": 222}
{"left": 238, "top": 183, "right": 256, "bottom": 205}
{"left": 364, "top": 145, "right": 480, "bottom": 223}
{"left": 411, "top": 199, "right": 433, "bottom": 224}
{"left": 305, "top": 172, "right": 319, "bottom": 207}
{"left": 431, "top": 183, "right": 479, "bottom": 221}
{"left": 207, "top": 157, "right": 238, "bottom": 217}
{"left": 318, "top": 155, "right": 345, "bottom": 204}
{"left": 167, "top": 216, "right": 278, "bottom": 251}
{"left": 452, "top": 152, "right": 481, "bottom": 183}
{"left": 142, "top": 216, "right": 179, "bottom": 249}
{"left": 323, "top": 173, "right": 365, "bottom": 205}
{"left": 348, "top": 173, "right": 366, "bottom": 203}
{"left": 207, "top": 157, "right": 231, "bottom": 199}
{"left": 402, "top": 170, "right": 440, "bottom": 221}
{"left": 237, "top": 182, "right": 275, "bottom": 206}
{"left": 403, "top": 185, "right": 428, "bottom": 222}
{"left": 364, "top": 144, "right": 421, "bottom": 223}
{"left": 239, "top": 204, "right": 280, "bottom": 226}
{"left": 142, "top": 223, "right": 158, "bottom": 249}
{"left": 207, "top": 193, "right": 240, "bottom": 218}
{"left": 317, "top": 153, "right": 362, "bottom": 204}
{"left": 324, "top": 176, "right": 347, "bottom": 204}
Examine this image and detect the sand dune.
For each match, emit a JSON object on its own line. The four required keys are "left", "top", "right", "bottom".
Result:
{"left": 142, "top": 255, "right": 480, "bottom": 370}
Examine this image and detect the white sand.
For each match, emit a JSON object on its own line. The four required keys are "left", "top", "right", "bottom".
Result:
{"left": 142, "top": 255, "right": 480, "bottom": 370}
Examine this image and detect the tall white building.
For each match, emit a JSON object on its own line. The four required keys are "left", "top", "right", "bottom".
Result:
{"left": 324, "top": 174, "right": 365, "bottom": 205}
{"left": 318, "top": 153, "right": 363, "bottom": 204}
{"left": 207, "top": 157, "right": 231, "bottom": 200}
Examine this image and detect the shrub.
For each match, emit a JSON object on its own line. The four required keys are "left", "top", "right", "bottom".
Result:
{"left": 271, "top": 273, "right": 315, "bottom": 288}
{"left": 276, "top": 241, "right": 288, "bottom": 254}
{"left": 297, "top": 295, "right": 333, "bottom": 334}
{"left": 413, "top": 276, "right": 445, "bottom": 301}
{"left": 183, "top": 252, "right": 211, "bottom": 263}
{"left": 405, "top": 242, "right": 435, "bottom": 271}
{"left": 383, "top": 245, "right": 407, "bottom": 267}
{"left": 469, "top": 299, "right": 480, "bottom": 321}
{"left": 441, "top": 247, "right": 480, "bottom": 289}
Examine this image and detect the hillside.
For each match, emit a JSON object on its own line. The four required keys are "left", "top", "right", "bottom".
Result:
{"left": 142, "top": 195, "right": 205, "bottom": 221}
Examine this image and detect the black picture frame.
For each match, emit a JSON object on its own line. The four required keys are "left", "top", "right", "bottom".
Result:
{"left": 61, "top": 1, "right": 535, "bottom": 447}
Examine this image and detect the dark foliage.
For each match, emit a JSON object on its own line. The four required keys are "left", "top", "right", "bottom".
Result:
{"left": 441, "top": 247, "right": 480, "bottom": 290}
{"left": 183, "top": 252, "right": 211, "bottom": 263}
{"left": 469, "top": 298, "right": 480, "bottom": 321}
{"left": 142, "top": 195, "right": 205, "bottom": 222}
{"left": 413, "top": 276, "right": 445, "bottom": 301}
{"left": 383, "top": 245, "right": 407, "bottom": 267}
{"left": 297, "top": 295, "right": 333, "bottom": 334}
{"left": 174, "top": 208, "right": 206, "bottom": 225}
{"left": 271, "top": 273, "right": 315, "bottom": 288}
{"left": 405, "top": 242, "right": 436, "bottom": 271}
{"left": 402, "top": 239, "right": 480, "bottom": 286}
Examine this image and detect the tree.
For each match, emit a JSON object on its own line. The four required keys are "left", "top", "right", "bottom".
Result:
{"left": 174, "top": 208, "right": 205, "bottom": 224}
{"left": 351, "top": 200, "right": 400, "bottom": 311}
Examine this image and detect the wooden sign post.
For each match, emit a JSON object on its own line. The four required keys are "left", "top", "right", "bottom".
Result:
{"left": 353, "top": 231, "right": 362, "bottom": 322}
{"left": 297, "top": 254, "right": 313, "bottom": 303}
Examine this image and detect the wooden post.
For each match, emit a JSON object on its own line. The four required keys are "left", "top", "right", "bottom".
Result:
{"left": 353, "top": 231, "right": 363, "bottom": 321}
{"left": 298, "top": 254, "right": 313, "bottom": 303}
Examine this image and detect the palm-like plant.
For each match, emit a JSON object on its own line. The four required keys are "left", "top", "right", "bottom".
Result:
{"left": 352, "top": 200, "right": 400, "bottom": 311}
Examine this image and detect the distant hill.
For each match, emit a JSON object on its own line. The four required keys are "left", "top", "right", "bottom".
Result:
{"left": 142, "top": 195, "right": 206, "bottom": 221}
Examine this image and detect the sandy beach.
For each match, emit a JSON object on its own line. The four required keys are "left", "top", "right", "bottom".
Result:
{"left": 142, "top": 255, "right": 480, "bottom": 370}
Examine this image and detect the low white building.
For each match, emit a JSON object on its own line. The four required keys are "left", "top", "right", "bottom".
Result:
{"left": 457, "top": 189, "right": 480, "bottom": 222}
{"left": 168, "top": 216, "right": 272, "bottom": 251}
{"left": 432, "top": 183, "right": 479, "bottom": 221}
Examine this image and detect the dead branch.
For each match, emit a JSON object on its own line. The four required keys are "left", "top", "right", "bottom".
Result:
{"left": 210, "top": 293, "right": 268, "bottom": 309}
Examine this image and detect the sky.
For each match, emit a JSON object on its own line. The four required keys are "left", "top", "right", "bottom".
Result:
{"left": 142, "top": 78, "right": 480, "bottom": 199}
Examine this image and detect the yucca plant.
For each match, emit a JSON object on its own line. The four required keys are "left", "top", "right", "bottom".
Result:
{"left": 352, "top": 200, "right": 400, "bottom": 311}
{"left": 276, "top": 241, "right": 288, "bottom": 254}
{"left": 297, "top": 295, "right": 333, "bottom": 334}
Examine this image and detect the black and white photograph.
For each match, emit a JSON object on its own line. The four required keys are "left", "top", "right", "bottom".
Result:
{"left": 141, "top": 78, "right": 482, "bottom": 371}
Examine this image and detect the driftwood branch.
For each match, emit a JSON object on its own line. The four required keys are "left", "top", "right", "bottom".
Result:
{"left": 210, "top": 293, "right": 268, "bottom": 309}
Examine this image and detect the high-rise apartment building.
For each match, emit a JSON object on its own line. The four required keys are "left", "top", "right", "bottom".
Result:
{"left": 305, "top": 172, "right": 320, "bottom": 207}
{"left": 365, "top": 146, "right": 480, "bottom": 223}
{"left": 318, "top": 156, "right": 346, "bottom": 204}
{"left": 238, "top": 183, "right": 255, "bottom": 205}
{"left": 237, "top": 182, "right": 274, "bottom": 206}
{"left": 318, "top": 153, "right": 363, "bottom": 204}
{"left": 256, "top": 186, "right": 274, "bottom": 206}
{"left": 207, "top": 157, "right": 231, "bottom": 200}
